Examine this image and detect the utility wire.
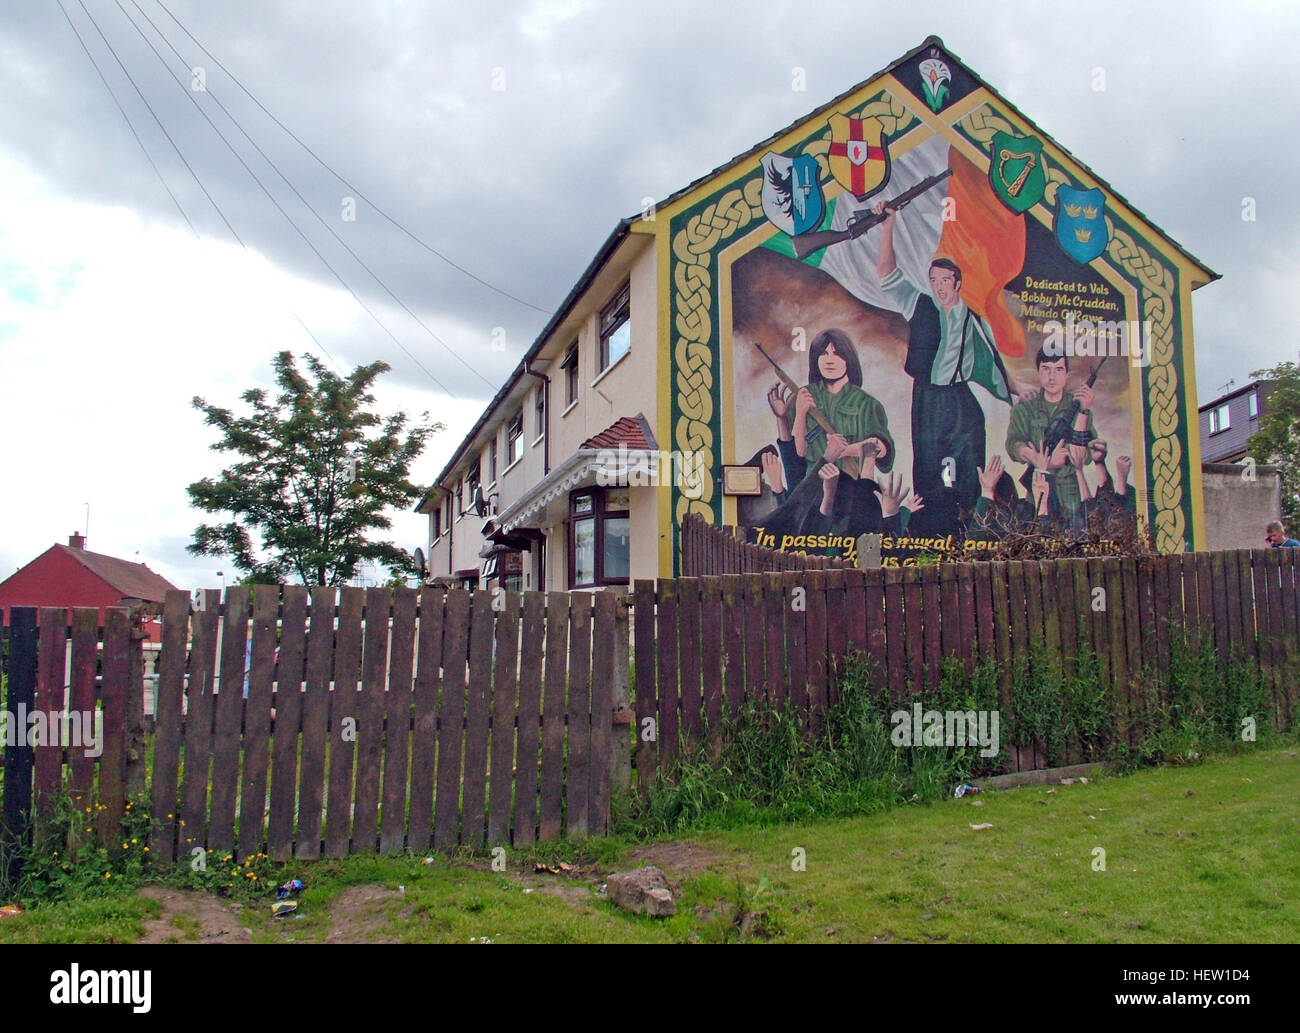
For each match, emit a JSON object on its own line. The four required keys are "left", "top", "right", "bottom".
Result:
{"left": 64, "top": 0, "right": 343, "bottom": 373}
{"left": 152, "top": 0, "right": 550, "bottom": 315}
{"left": 55, "top": 0, "right": 197, "bottom": 238}
{"left": 91, "top": 0, "right": 456, "bottom": 397}
{"left": 124, "top": 0, "right": 494, "bottom": 392}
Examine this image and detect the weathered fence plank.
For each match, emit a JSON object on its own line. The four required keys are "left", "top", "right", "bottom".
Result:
{"left": 565, "top": 592, "right": 594, "bottom": 839}
{"left": 434, "top": 589, "right": 471, "bottom": 851}
{"left": 512, "top": 591, "right": 546, "bottom": 843}
{"left": 539, "top": 591, "right": 569, "bottom": 841}
{"left": 460, "top": 589, "right": 496, "bottom": 849}
{"left": 324, "top": 587, "right": 363, "bottom": 858}
{"left": 295, "top": 586, "right": 336, "bottom": 861}
{"left": 268, "top": 586, "right": 309, "bottom": 862}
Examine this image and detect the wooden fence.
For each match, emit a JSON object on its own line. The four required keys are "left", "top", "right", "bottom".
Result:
{"left": 681, "top": 511, "right": 852, "bottom": 575}
{"left": 0, "top": 606, "right": 148, "bottom": 889}
{"left": 3, "top": 548, "right": 1298, "bottom": 871}
{"left": 634, "top": 549, "right": 1300, "bottom": 780}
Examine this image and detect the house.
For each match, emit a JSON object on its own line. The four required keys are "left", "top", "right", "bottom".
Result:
{"left": 1198, "top": 380, "right": 1271, "bottom": 463}
{"left": 419, "top": 35, "right": 1215, "bottom": 587}
{"left": 0, "top": 534, "right": 176, "bottom": 642}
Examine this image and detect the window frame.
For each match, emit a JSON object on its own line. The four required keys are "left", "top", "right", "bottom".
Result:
{"left": 534, "top": 384, "right": 546, "bottom": 440}
{"left": 1209, "top": 403, "right": 1231, "bottom": 435}
{"left": 567, "top": 486, "right": 631, "bottom": 589}
{"left": 1249, "top": 392, "right": 1259, "bottom": 419}
{"left": 561, "top": 342, "right": 579, "bottom": 407}
{"left": 488, "top": 434, "right": 498, "bottom": 484}
{"left": 507, "top": 409, "right": 525, "bottom": 466}
{"left": 598, "top": 283, "right": 631, "bottom": 373}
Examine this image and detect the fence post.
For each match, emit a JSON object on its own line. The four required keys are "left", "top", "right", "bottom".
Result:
{"left": 611, "top": 589, "right": 632, "bottom": 792}
{"left": 124, "top": 603, "right": 149, "bottom": 801}
{"left": 1, "top": 608, "right": 38, "bottom": 893}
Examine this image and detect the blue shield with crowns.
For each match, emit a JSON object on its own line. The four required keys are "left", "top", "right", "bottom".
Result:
{"left": 1054, "top": 186, "right": 1108, "bottom": 263}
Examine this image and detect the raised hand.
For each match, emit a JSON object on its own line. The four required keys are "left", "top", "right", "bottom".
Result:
{"left": 977, "top": 454, "right": 1003, "bottom": 498}
{"left": 795, "top": 387, "right": 815, "bottom": 421}
{"left": 1074, "top": 382, "right": 1095, "bottom": 410}
{"left": 767, "top": 382, "right": 792, "bottom": 418}
{"left": 823, "top": 432, "right": 850, "bottom": 462}
{"left": 761, "top": 450, "right": 785, "bottom": 494}
{"left": 1032, "top": 470, "right": 1051, "bottom": 515}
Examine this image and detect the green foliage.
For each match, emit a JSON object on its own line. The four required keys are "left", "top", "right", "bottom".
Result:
{"left": 5, "top": 792, "right": 153, "bottom": 905}
{"left": 616, "top": 653, "right": 1002, "bottom": 839}
{"left": 188, "top": 351, "right": 444, "bottom": 586}
{"left": 1248, "top": 361, "right": 1300, "bottom": 529}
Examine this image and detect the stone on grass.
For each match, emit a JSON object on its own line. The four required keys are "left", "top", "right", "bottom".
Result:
{"left": 606, "top": 866, "right": 677, "bottom": 917}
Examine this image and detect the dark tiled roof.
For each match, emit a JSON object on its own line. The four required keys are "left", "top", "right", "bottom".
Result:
{"left": 57, "top": 545, "right": 177, "bottom": 602}
{"left": 580, "top": 414, "right": 657, "bottom": 451}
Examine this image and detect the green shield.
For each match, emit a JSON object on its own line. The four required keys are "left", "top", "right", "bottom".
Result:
{"left": 989, "top": 131, "right": 1046, "bottom": 214}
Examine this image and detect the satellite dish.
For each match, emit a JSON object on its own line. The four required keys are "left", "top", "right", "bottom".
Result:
{"left": 472, "top": 485, "right": 487, "bottom": 518}
{"left": 413, "top": 547, "right": 428, "bottom": 580}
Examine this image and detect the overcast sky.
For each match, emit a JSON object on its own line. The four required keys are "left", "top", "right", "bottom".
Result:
{"left": 2, "top": 0, "right": 1295, "bottom": 589}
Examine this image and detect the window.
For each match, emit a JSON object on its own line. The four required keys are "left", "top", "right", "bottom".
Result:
{"left": 569, "top": 487, "right": 630, "bottom": 588}
{"left": 433, "top": 505, "right": 441, "bottom": 538}
{"left": 1249, "top": 391, "right": 1259, "bottom": 419}
{"left": 561, "top": 342, "right": 579, "bottom": 406}
{"left": 465, "top": 460, "right": 481, "bottom": 514}
{"left": 507, "top": 410, "right": 524, "bottom": 465}
{"left": 488, "top": 435, "right": 498, "bottom": 484}
{"left": 599, "top": 283, "right": 631, "bottom": 372}
{"left": 1209, "top": 403, "right": 1231, "bottom": 435}
{"left": 535, "top": 385, "right": 546, "bottom": 439}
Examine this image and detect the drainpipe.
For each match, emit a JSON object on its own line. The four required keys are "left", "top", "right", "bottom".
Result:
{"left": 525, "top": 360, "right": 551, "bottom": 476}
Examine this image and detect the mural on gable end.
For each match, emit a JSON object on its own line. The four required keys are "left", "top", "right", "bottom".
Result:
{"left": 724, "top": 61, "right": 1158, "bottom": 566}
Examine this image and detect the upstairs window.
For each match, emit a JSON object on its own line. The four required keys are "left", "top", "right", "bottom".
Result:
{"left": 1209, "top": 403, "right": 1231, "bottom": 435}
{"left": 507, "top": 409, "right": 524, "bottom": 465}
{"left": 1249, "top": 391, "right": 1259, "bottom": 419}
{"left": 562, "top": 343, "right": 579, "bottom": 406}
{"left": 433, "top": 505, "right": 441, "bottom": 538}
{"left": 488, "top": 435, "right": 498, "bottom": 484}
{"left": 465, "top": 460, "right": 480, "bottom": 513}
{"left": 599, "top": 283, "right": 631, "bottom": 372}
{"left": 535, "top": 385, "right": 546, "bottom": 439}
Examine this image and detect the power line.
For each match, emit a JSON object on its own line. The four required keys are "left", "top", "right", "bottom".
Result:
{"left": 58, "top": 0, "right": 342, "bottom": 372}
{"left": 152, "top": 0, "right": 551, "bottom": 315}
{"left": 54, "top": 0, "right": 197, "bottom": 238}
{"left": 81, "top": 0, "right": 450, "bottom": 394}
{"left": 123, "top": 0, "right": 494, "bottom": 393}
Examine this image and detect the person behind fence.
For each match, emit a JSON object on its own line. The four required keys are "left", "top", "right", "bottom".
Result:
{"left": 1265, "top": 520, "right": 1300, "bottom": 548}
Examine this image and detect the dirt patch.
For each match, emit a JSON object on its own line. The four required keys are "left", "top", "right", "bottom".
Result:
{"left": 625, "top": 842, "right": 723, "bottom": 883}
{"left": 137, "top": 887, "right": 253, "bottom": 944}
{"left": 326, "top": 885, "right": 405, "bottom": 943}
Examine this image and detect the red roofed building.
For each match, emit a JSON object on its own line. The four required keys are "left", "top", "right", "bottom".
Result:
{"left": 0, "top": 534, "right": 176, "bottom": 642}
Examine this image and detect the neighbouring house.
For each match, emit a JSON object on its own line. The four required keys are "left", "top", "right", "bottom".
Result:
{"left": 418, "top": 35, "right": 1214, "bottom": 587}
{"left": 0, "top": 533, "right": 176, "bottom": 643}
{"left": 1198, "top": 380, "right": 1272, "bottom": 464}
{"left": 1197, "top": 381, "right": 1285, "bottom": 548}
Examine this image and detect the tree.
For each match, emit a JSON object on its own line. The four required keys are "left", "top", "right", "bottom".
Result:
{"left": 188, "top": 351, "right": 444, "bottom": 586}
{"left": 1248, "top": 362, "right": 1300, "bottom": 530}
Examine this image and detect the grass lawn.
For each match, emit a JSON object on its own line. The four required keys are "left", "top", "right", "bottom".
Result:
{"left": 2, "top": 744, "right": 1296, "bottom": 943}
